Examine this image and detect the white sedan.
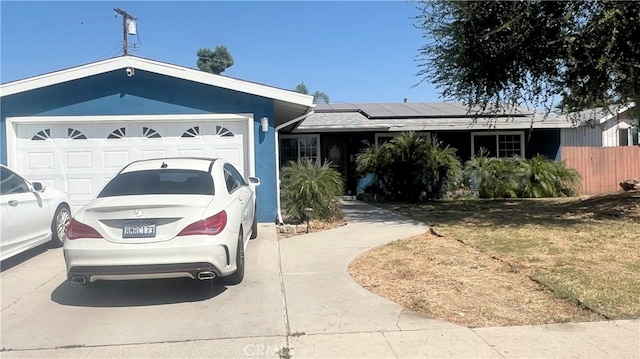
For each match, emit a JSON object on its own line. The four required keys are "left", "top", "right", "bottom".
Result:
{"left": 64, "top": 157, "right": 259, "bottom": 285}
{"left": 1, "top": 165, "right": 71, "bottom": 261}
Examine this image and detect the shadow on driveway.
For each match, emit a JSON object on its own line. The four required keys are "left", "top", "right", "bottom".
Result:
{"left": 1, "top": 243, "right": 52, "bottom": 272}
{"left": 51, "top": 278, "right": 227, "bottom": 307}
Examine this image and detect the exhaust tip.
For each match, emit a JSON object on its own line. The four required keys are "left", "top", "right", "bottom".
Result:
{"left": 70, "top": 276, "right": 87, "bottom": 284}
{"left": 197, "top": 271, "right": 216, "bottom": 280}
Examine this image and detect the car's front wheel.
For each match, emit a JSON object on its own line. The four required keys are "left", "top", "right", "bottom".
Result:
{"left": 51, "top": 204, "right": 70, "bottom": 247}
{"left": 223, "top": 230, "right": 245, "bottom": 285}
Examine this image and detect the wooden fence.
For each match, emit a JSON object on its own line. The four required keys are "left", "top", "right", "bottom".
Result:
{"left": 561, "top": 146, "right": 640, "bottom": 195}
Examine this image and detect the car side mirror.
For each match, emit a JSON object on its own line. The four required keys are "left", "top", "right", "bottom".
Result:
{"left": 32, "top": 182, "right": 44, "bottom": 192}
{"left": 248, "top": 177, "right": 261, "bottom": 186}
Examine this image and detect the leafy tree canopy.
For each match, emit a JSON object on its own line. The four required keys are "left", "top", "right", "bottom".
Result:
{"left": 197, "top": 46, "right": 234, "bottom": 75}
{"left": 295, "top": 81, "right": 330, "bottom": 104}
{"left": 415, "top": 0, "right": 640, "bottom": 113}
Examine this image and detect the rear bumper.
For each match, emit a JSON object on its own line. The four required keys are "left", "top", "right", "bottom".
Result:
{"left": 64, "top": 235, "right": 237, "bottom": 283}
{"left": 67, "top": 262, "right": 222, "bottom": 282}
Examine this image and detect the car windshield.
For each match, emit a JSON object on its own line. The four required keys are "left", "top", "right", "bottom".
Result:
{"left": 98, "top": 169, "right": 214, "bottom": 197}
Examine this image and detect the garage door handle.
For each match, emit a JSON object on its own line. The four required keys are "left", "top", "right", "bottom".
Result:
{"left": 8, "top": 200, "right": 18, "bottom": 206}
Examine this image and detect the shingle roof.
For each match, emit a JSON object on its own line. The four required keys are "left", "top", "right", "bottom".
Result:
{"left": 294, "top": 102, "right": 573, "bottom": 132}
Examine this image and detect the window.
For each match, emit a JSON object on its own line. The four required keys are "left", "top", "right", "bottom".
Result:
{"left": 0, "top": 167, "right": 29, "bottom": 195}
{"left": 279, "top": 135, "right": 319, "bottom": 166}
{"left": 98, "top": 170, "right": 214, "bottom": 197}
{"left": 619, "top": 128, "right": 629, "bottom": 146}
{"left": 471, "top": 132, "right": 524, "bottom": 158}
{"left": 223, "top": 163, "right": 246, "bottom": 194}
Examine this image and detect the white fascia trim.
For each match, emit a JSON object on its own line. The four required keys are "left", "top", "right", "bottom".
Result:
{"left": 1, "top": 56, "right": 315, "bottom": 108}
{"left": 597, "top": 102, "right": 636, "bottom": 125}
{"left": 6, "top": 113, "right": 249, "bottom": 124}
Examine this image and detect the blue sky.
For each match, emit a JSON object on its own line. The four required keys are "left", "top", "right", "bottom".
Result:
{"left": 0, "top": 1, "right": 441, "bottom": 103}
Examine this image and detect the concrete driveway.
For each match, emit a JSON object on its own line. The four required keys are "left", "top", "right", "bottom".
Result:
{"left": 1, "top": 200, "right": 638, "bottom": 358}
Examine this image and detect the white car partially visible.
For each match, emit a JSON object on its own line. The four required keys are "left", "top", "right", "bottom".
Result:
{"left": 64, "top": 157, "right": 260, "bottom": 286}
{"left": 0, "top": 164, "right": 72, "bottom": 261}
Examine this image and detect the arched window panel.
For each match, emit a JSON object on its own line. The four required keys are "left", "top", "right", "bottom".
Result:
{"left": 143, "top": 127, "right": 162, "bottom": 138}
{"left": 108, "top": 127, "right": 126, "bottom": 139}
{"left": 68, "top": 128, "right": 87, "bottom": 140}
{"left": 215, "top": 126, "right": 234, "bottom": 137}
{"left": 182, "top": 126, "right": 200, "bottom": 138}
{"left": 31, "top": 129, "right": 51, "bottom": 141}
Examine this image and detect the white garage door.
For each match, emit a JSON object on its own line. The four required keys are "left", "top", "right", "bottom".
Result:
{"left": 10, "top": 116, "right": 251, "bottom": 210}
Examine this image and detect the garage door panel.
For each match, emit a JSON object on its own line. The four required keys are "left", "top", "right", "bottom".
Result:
{"left": 102, "top": 149, "right": 131, "bottom": 169}
{"left": 178, "top": 149, "right": 205, "bottom": 157}
{"left": 65, "top": 151, "right": 93, "bottom": 169}
{"left": 14, "top": 118, "right": 249, "bottom": 209}
{"left": 25, "top": 152, "right": 55, "bottom": 170}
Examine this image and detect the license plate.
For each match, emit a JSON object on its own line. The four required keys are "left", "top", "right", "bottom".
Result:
{"left": 122, "top": 221, "right": 156, "bottom": 238}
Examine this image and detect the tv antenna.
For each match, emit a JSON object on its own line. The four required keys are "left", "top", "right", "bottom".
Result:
{"left": 114, "top": 8, "right": 137, "bottom": 55}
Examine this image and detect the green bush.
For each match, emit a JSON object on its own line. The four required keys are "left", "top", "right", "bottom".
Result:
{"left": 464, "top": 149, "right": 581, "bottom": 198}
{"left": 281, "top": 158, "right": 344, "bottom": 222}
{"left": 516, "top": 155, "right": 581, "bottom": 197}
{"left": 356, "top": 132, "right": 462, "bottom": 201}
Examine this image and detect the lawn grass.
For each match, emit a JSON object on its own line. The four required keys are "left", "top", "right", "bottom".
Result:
{"left": 350, "top": 191, "right": 640, "bottom": 326}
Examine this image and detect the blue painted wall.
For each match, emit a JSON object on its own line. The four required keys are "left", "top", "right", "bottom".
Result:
{"left": 1, "top": 69, "right": 277, "bottom": 222}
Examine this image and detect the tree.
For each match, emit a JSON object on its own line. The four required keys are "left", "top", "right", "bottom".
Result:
{"left": 295, "top": 81, "right": 330, "bottom": 104}
{"left": 415, "top": 1, "right": 640, "bottom": 113}
{"left": 197, "top": 46, "right": 234, "bottom": 75}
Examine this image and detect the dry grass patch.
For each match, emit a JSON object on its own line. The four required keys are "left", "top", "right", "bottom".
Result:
{"left": 349, "top": 191, "right": 640, "bottom": 327}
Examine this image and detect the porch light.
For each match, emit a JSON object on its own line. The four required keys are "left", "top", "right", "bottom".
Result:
{"left": 261, "top": 117, "right": 269, "bottom": 133}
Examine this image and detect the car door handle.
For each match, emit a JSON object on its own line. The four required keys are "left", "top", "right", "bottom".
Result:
{"left": 8, "top": 200, "right": 18, "bottom": 207}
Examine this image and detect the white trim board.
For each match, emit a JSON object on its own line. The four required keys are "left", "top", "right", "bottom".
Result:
{"left": 1, "top": 56, "right": 314, "bottom": 109}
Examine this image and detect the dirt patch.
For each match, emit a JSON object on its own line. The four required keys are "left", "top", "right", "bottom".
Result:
{"left": 277, "top": 219, "right": 348, "bottom": 239}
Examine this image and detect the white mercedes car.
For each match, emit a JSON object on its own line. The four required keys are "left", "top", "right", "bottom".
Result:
{"left": 1, "top": 165, "right": 71, "bottom": 261}
{"left": 64, "top": 157, "right": 259, "bottom": 285}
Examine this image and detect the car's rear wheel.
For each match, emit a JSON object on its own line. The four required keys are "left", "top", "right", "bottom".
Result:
{"left": 223, "top": 230, "right": 245, "bottom": 285}
{"left": 51, "top": 204, "right": 70, "bottom": 248}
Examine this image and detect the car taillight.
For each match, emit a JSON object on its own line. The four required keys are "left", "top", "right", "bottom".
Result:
{"left": 178, "top": 211, "right": 227, "bottom": 236}
{"left": 66, "top": 218, "right": 103, "bottom": 239}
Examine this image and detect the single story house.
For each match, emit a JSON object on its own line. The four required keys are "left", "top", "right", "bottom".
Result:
{"left": 0, "top": 56, "right": 315, "bottom": 223}
{"left": 281, "top": 102, "right": 579, "bottom": 194}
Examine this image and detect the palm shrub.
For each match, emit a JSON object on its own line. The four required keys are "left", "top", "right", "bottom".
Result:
{"left": 356, "top": 132, "right": 462, "bottom": 201}
{"left": 517, "top": 156, "right": 581, "bottom": 197}
{"left": 464, "top": 148, "right": 519, "bottom": 198}
{"left": 280, "top": 158, "right": 344, "bottom": 222}
{"left": 465, "top": 149, "right": 581, "bottom": 198}
{"left": 421, "top": 136, "right": 462, "bottom": 200}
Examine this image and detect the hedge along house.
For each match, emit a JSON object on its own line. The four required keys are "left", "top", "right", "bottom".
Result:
{"left": 0, "top": 56, "right": 315, "bottom": 223}
{"left": 281, "top": 102, "right": 575, "bottom": 195}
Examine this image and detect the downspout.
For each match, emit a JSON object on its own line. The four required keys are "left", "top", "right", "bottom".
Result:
{"left": 274, "top": 107, "right": 315, "bottom": 225}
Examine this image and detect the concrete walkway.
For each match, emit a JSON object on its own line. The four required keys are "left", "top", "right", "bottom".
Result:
{"left": 280, "top": 199, "right": 640, "bottom": 358}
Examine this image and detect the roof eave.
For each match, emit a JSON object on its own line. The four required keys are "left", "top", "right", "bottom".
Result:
{"left": 0, "top": 56, "right": 315, "bottom": 109}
